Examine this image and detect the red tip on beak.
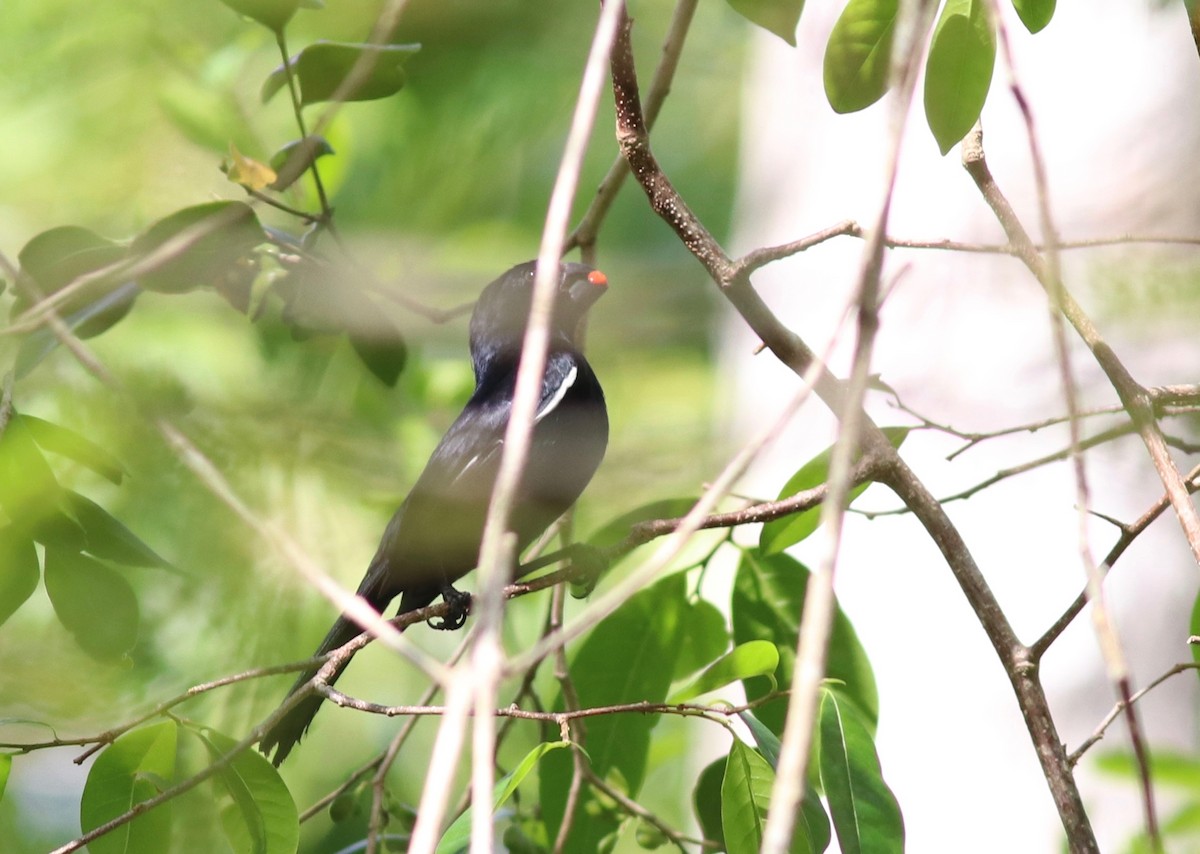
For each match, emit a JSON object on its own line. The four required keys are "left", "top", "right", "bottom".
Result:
{"left": 588, "top": 270, "right": 608, "bottom": 287}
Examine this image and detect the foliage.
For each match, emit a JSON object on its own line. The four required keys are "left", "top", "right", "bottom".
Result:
{"left": 0, "top": 1, "right": 1192, "bottom": 853}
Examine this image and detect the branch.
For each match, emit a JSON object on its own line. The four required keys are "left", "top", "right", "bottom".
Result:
{"left": 1033, "top": 463, "right": 1200, "bottom": 658}
{"left": 1069, "top": 662, "right": 1200, "bottom": 765}
{"left": 962, "top": 127, "right": 1200, "bottom": 568}
{"left": 606, "top": 9, "right": 1098, "bottom": 851}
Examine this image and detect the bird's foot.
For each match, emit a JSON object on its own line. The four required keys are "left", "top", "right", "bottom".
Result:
{"left": 428, "top": 585, "right": 471, "bottom": 631}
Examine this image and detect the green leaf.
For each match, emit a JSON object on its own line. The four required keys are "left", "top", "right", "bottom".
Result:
{"left": 923, "top": 0, "right": 996, "bottom": 155}
{"left": 131, "top": 201, "right": 264, "bottom": 294}
{"left": 587, "top": 497, "right": 700, "bottom": 553}
{"left": 1190, "top": 590, "right": 1200, "bottom": 671}
{"left": 818, "top": 689, "right": 904, "bottom": 854}
{"left": 67, "top": 491, "right": 175, "bottom": 570}
{"left": 349, "top": 325, "right": 408, "bottom": 387}
{"left": 218, "top": 0, "right": 301, "bottom": 31}
{"left": 262, "top": 41, "right": 421, "bottom": 106}
{"left": 196, "top": 727, "right": 299, "bottom": 854}
{"left": 722, "top": 740, "right": 829, "bottom": 854}
{"left": 14, "top": 284, "right": 139, "bottom": 378}
{"left": 274, "top": 261, "right": 409, "bottom": 384}
{"left": 1095, "top": 748, "right": 1200, "bottom": 791}
{"left": 437, "top": 741, "right": 569, "bottom": 854}
{"left": 22, "top": 414, "right": 126, "bottom": 484}
{"left": 732, "top": 549, "right": 878, "bottom": 734}
{"left": 14, "top": 227, "right": 137, "bottom": 372}
{"left": 823, "top": 0, "right": 899, "bottom": 113}
{"left": 15, "top": 226, "right": 130, "bottom": 318}
{"left": 0, "top": 530, "right": 39, "bottom": 627}
{"left": 0, "top": 754, "right": 9, "bottom": 803}
{"left": 540, "top": 575, "right": 689, "bottom": 848}
{"left": 722, "top": 740, "right": 771, "bottom": 854}
{"left": 1011, "top": 0, "right": 1054, "bottom": 33}
{"left": 670, "top": 641, "right": 779, "bottom": 703}
{"left": 761, "top": 427, "right": 907, "bottom": 555}
{"left": 694, "top": 758, "right": 726, "bottom": 849}
{"left": 80, "top": 721, "right": 177, "bottom": 854}
{"left": 725, "top": 0, "right": 804, "bottom": 46}
{"left": 44, "top": 549, "right": 139, "bottom": 660}
{"left": 674, "top": 597, "right": 731, "bottom": 681}
{"left": 0, "top": 414, "right": 86, "bottom": 550}
{"left": 268, "top": 136, "right": 334, "bottom": 191}
{"left": 738, "top": 710, "right": 783, "bottom": 769}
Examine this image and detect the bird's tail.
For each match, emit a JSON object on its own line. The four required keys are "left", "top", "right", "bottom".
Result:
{"left": 258, "top": 611, "right": 373, "bottom": 767}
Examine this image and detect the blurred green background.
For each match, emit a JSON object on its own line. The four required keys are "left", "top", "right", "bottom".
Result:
{"left": 0, "top": 0, "right": 755, "bottom": 850}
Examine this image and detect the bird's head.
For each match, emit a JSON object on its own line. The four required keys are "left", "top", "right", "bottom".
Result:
{"left": 469, "top": 260, "right": 608, "bottom": 364}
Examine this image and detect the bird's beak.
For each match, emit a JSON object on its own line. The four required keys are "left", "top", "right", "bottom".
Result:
{"left": 565, "top": 267, "right": 608, "bottom": 306}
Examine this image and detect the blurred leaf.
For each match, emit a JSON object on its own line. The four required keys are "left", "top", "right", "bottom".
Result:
{"left": 67, "top": 491, "right": 174, "bottom": 570}
{"left": 15, "top": 283, "right": 140, "bottom": 378}
{"left": 437, "top": 741, "right": 569, "bottom": 854}
{"left": 15, "top": 225, "right": 127, "bottom": 314}
{"left": 22, "top": 414, "right": 126, "bottom": 484}
{"left": 587, "top": 497, "right": 700, "bottom": 552}
{"left": 262, "top": 41, "right": 421, "bottom": 106}
{"left": 214, "top": 257, "right": 262, "bottom": 316}
{"left": 674, "top": 597, "right": 731, "bottom": 680}
{"left": 722, "top": 739, "right": 828, "bottom": 854}
{"left": 226, "top": 143, "right": 277, "bottom": 191}
{"left": 694, "top": 758, "right": 727, "bottom": 850}
{"left": 732, "top": 549, "right": 878, "bottom": 734}
{"left": 760, "top": 427, "right": 907, "bottom": 555}
{"left": 0, "top": 754, "right": 9, "bottom": 803}
{"left": 1012, "top": 0, "right": 1054, "bottom": 33}
{"left": 1096, "top": 748, "right": 1200, "bottom": 790}
{"left": 44, "top": 549, "right": 139, "bottom": 660}
{"left": 924, "top": 0, "right": 996, "bottom": 155}
{"left": 275, "top": 261, "right": 408, "bottom": 383}
{"left": 0, "top": 531, "right": 39, "bottom": 627}
{"left": 158, "top": 77, "right": 258, "bottom": 154}
{"left": 818, "top": 688, "right": 903, "bottom": 853}
{"left": 349, "top": 325, "right": 408, "bottom": 386}
{"left": 81, "top": 721, "right": 177, "bottom": 854}
{"left": 268, "top": 136, "right": 334, "bottom": 191}
{"left": 0, "top": 413, "right": 86, "bottom": 549}
{"left": 218, "top": 0, "right": 301, "bottom": 31}
{"left": 823, "top": 0, "right": 899, "bottom": 113}
{"left": 196, "top": 727, "right": 299, "bottom": 854}
{"left": 13, "top": 227, "right": 137, "bottom": 374}
{"left": 725, "top": 0, "right": 804, "bottom": 46}
{"left": 635, "top": 818, "right": 668, "bottom": 849}
{"left": 670, "top": 641, "right": 779, "bottom": 703}
{"left": 739, "top": 710, "right": 783, "bottom": 769}
{"left": 132, "top": 201, "right": 264, "bottom": 294}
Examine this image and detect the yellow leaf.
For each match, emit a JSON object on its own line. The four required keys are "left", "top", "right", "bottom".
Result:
{"left": 226, "top": 143, "right": 277, "bottom": 191}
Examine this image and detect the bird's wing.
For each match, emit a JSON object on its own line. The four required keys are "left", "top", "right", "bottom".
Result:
{"left": 364, "top": 351, "right": 588, "bottom": 598}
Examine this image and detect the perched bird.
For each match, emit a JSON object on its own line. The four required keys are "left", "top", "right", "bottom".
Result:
{"left": 259, "top": 260, "right": 609, "bottom": 765}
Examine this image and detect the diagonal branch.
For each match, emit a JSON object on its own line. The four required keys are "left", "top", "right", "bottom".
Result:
{"left": 606, "top": 9, "right": 1098, "bottom": 851}
{"left": 962, "top": 128, "right": 1200, "bottom": 568}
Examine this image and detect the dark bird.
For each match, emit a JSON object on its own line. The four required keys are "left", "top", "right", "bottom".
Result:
{"left": 259, "top": 260, "right": 609, "bottom": 765}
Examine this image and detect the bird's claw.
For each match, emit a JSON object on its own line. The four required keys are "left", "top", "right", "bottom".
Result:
{"left": 428, "top": 586, "right": 472, "bottom": 631}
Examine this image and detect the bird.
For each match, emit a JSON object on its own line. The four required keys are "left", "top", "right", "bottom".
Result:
{"left": 259, "top": 260, "right": 609, "bottom": 765}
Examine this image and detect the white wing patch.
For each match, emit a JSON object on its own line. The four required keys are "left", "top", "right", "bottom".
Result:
{"left": 535, "top": 365, "right": 577, "bottom": 425}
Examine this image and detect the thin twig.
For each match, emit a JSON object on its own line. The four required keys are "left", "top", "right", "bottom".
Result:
{"left": 962, "top": 130, "right": 1200, "bottom": 570}
{"left": 605, "top": 10, "right": 1098, "bottom": 849}
{"left": 1032, "top": 463, "right": 1200, "bottom": 658}
{"left": 1069, "top": 662, "right": 1200, "bottom": 765}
